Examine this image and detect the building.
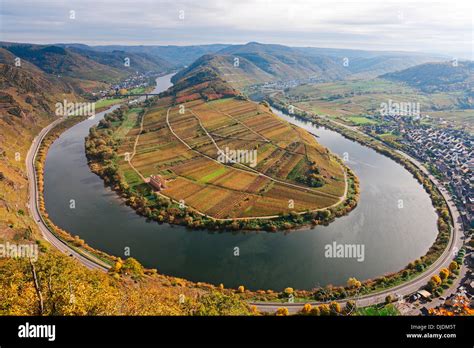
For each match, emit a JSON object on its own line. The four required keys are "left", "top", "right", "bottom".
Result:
{"left": 149, "top": 174, "right": 166, "bottom": 191}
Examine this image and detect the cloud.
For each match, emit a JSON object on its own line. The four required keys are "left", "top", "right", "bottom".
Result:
{"left": 0, "top": 0, "right": 472, "bottom": 58}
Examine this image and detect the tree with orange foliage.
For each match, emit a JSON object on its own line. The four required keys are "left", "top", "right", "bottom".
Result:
{"left": 276, "top": 307, "right": 289, "bottom": 316}
{"left": 439, "top": 268, "right": 449, "bottom": 280}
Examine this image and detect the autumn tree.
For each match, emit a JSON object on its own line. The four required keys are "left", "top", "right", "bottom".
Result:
{"left": 428, "top": 275, "right": 442, "bottom": 290}
{"left": 449, "top": 261, "right": 458, "bottom": 271}
{"left": 439, "top": 268, "right": 450, "bottom": 280}
{"left": 276, "top": 307, "right": 289, "bottom": 316}
{"left": 300, "top": 303, "right": 312, "bottom": 314}
{"left": 329, "top": 301, "right": 341, "bottom": 315}
{"left": 318, "top": 304, "right": 331, "bottom": 316}
{"left": 347, "top": 277, "right": 361, "bottom": 289}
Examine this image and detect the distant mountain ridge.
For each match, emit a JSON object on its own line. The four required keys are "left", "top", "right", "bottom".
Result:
{"left": 381, "top": 61, "right": 474, "bottom": 93}
{"left": 50, "top": 41, "right": 447, "bottom": 83}
{"left": 61, "top": 43, "right": 230, "bottom": 67}
{"left": 171, "top": 42, "right": 447, "bottom": 89}
{"left": 1, "top": 43, "right": 127, "bottom": 83}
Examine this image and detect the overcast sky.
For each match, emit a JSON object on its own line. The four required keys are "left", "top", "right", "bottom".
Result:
{"left": 0, "top": 0, "right": 472, "bottom": 58}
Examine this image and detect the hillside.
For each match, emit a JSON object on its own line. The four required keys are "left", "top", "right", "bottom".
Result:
{"left": 74, "top": 43, "right": 230, "bottom": 67}
{"left": 217, "top": 42, "right": 349, "bottom": 82}
{"left": 1, "top": 43, "right": 128, "bottom": 83}
{"left": 172, "top": 43, "right": 348, "bottom": 89}
{"left": 86, "top": 67, "right": 357, "bottom": 230}
{"left": 382, "top": 61, "right": 474, "bottom": 93}
{"left": 170, "top": 53, "right": 272, "bottom": 90}
{"left": 67, "top": 47, "right": 173, "bottom": 74}
{"left": 0, "top": 46, "right": 252, "bottom": 317}
{"left": 172, "top": 42, "right": 445, "bottom": 89}
{"left": 295, "top": 46, "right": 445, "bottom": 78}
{"left": 0, "top": 47, "right": 80, "bottom": 242}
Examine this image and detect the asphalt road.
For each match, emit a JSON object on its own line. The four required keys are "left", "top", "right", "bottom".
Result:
{"left": 26, "top": 116, "right": 109, "bottom": 272}
{"left": 251, "top": 110, "right": 464, "bottom": 314}
{"left": 26, "top": 107, "right": 464, "bottom": 313}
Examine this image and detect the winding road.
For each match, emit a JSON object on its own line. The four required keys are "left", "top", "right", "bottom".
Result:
{"left": 25, "top": 100, "right": 464, "bottom": 313}
{"left": 26, "top": 116, "right": 109, "bottom": 272}
{"left": 251, "top": 106, "right": 464, "bottom": 313}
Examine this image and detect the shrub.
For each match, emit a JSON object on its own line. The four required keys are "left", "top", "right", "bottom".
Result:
{"left": 319, "top": 304, "right": 331, "bottom": 316}
{"left": 329, "top": 301, "right": 341, "bottom": 314}
{"left": 276, "top": 307, "right": 289, "bottom": 316}
{"left": 347, "top": 277, "right": 361, "bottom": 289}
{"left": 385, "top": 295, "right": 395, "bottom": 304}
{"left": 300, "top": 303, "right": 312, "bottom": 314}
{"left": 237, "top": 285, "right": 245, "bottom": 293}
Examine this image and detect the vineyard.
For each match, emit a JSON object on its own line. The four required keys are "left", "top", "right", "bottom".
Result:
{"left": 116, "top": 97, "right": 347, "bottom": 219}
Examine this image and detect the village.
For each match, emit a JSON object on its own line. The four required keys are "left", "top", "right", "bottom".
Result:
{"left": 365, "top": 116, "right": 473, "bottom": 232}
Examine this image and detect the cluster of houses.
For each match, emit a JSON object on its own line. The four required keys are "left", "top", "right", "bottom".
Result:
{"left": 92, "top": 71, "right": 156, "bottom": 98}
{"left": 367, "top": 118, "right": 473, "bottom": 231}
{"left": 402, "top": 127, "right": 473, "bottom": 230}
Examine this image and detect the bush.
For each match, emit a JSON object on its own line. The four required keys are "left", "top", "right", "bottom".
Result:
{"left": 237, "top": 285, "right": 245, "bottom": 293}
{"left": 347, "top": 277, "right": 361, "bottom": 289}
{"left": 300, "top": 303, "right": 312, "bottom": 314}
{"left": 449, "top": 261, "right": 458, "bottom": 271}
{"left": 385, "top": 294, "right": 395, "bottom": 304}
{"left": 276, "top": 307, "right": 289, "bottom": 316}
{"left": 319, "top": 304, "right": 331, "bottom": 316}
{"left": 329, "top": 301, "right": 341, "bottom": 315}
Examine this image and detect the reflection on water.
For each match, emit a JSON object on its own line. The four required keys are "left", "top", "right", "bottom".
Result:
{"left": 44, "top": 75, "right": 438, "bottom": 291}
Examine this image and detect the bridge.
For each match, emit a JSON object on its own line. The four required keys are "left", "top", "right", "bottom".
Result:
{"left": 116, "top": 93, "right": 161, "bottom": 100}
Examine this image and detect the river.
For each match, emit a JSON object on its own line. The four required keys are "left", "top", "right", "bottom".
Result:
{"left": 44, "top": 73, "right": 438, "bottom": 291}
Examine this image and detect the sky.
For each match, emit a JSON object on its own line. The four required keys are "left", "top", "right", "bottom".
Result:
{"left": 0, "top": 0, "right": 472, "bottom": 58}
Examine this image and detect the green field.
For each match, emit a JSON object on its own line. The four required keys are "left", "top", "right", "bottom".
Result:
{"left": 356, "top": 304, "right": 400, "bottom": 316}
{"left": 95, "top": 97, "right": 123, "bottom": 109}
{"left": 200, "top": 167, "right": 228, "bottom": 183}
{"left": 283, "top": 78, "right": 473, "bottom": 132}
{"left": 346, "top": 116, "right": 378, "bottom": 125}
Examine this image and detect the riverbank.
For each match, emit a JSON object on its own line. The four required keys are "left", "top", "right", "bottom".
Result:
{"left": 40, "top": 73, "right": 444, "bottom": 295}
{"left": 85, "top": 97, "right": 360, "bottom": 232}
{"left": 246, "top": 96, "right": 459, "bottom": 303}
{"left": 33, "top": 115, "right": 115, "bottom": 268}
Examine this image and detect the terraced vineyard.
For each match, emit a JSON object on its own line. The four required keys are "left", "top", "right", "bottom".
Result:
{"left": 117, "top": 97, "right": 347, "bottom": 219}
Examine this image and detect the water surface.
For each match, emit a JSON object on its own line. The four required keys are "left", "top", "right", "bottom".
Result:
{"left": 44, "top": 74, "right": 438, "bottom": 290}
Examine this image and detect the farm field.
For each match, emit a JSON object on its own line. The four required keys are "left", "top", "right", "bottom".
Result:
{"left": 115, "top": 97, "right": 347, "bottom": 219}
{"left": 283, "top": 78, "right": 473, "bottom": 131}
